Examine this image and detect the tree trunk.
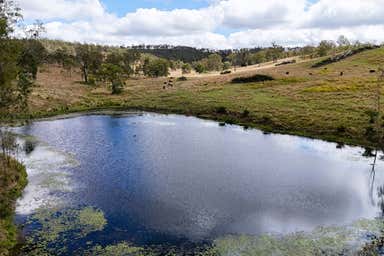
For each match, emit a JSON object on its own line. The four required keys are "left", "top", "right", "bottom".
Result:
{"left": 82, "top": 65, "right": 88, "bottom": 83}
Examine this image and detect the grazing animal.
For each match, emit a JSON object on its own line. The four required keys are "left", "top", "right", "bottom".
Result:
{"left": 309, "top": 73, "right": 313, "bottom": 76}
{"left": 286, "top": 72, "right": 290, "bottom": 75}
{"left": 340, "top": 72, "right": 344, "bottom": 76}
{"left": 163, "top": 86, "right": 166, "bottom": 89}
{"left": 370, "top": 69, "right": 376, "bottom": 73}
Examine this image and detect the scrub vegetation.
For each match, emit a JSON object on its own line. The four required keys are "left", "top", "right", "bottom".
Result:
{"left": 0, "top": 145, "right": 27, "bottom": 256}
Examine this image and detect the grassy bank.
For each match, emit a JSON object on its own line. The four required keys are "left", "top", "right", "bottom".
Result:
{"left": 0, "top": 156, "right": 27, "bottom": 256}
{"left": 2, "top": 47, "right": 384, "bottom": 148}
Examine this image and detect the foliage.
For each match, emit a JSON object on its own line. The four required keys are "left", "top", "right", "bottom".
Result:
{"left": 75, "top": 44, "right": 103, "bottom": 84}
{"left": 0, "top": 155, "right": 27, "bottom": 256}
{"left": 193, "top": 53, "right": 223, "bottom": 73}
{"left": 18, "top": 39, "right": 47, "bottom": 79}
{"left": 312, "top": 45, "right": 379, "bottom": 68}
{"left": 142, "top": 58, "right": 170, "bottom": 77}
{"left": 193, "top": 62, "right": 206, "bottom": 73}
{"left": 50, "top": 47, "right": 77, "bottom": 72}
{"left": 317, "top": 40, "right": 337, "bottom": 57}
{"left": 181, "top": 63, "right": 192, "bottom": 74}
{"left": 132, "top": 45, "right": 211, "bottom": 63}
{"left": 98, "top": 63, "right": 126, "bottom": 94}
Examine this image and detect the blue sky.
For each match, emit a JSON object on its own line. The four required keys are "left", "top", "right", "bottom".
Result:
{"left": 102, "top": 0, "right": 319, "bottom": 15}
{"left": 101, "top": 0, "right": 210, "bottom": 16}
{"left": 17, "top": 0, "right": 384, "bottom": 49}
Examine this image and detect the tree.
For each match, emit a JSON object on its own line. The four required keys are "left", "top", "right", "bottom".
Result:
{"left": 317, "top": 40, "right": 336, "bottom": 57}
{"left": 52, "top": 47, "right": 76, "bottom": 75}
{"left": 193, "top": 62, "right": 206, "bottom": 74}
{"left": 181, "top": 63, "right": 192, "bottom": 74}
{"left": 222, "top": 61, "right": 231, "bottom": 70}
{"left": 122, "top": 49, "right": 140, "bottom": 75}
{"left": 0, "top": 0, "right": 30, "bottom": 113}
{"left": 266, "top": 43, "right": 285, "bottom": 62}
{"left": 75, "top": 44, "right": 103, "bottom": 84}
{"left": 337, "top": 35, "right": 350, "bottom": 47}
{"left": 206, "top": 53, "right": 223, "bottom": 71}
{"left": 25, "top": 19, "right": 45, "bottom": 39}
{"left": 98, "top": 63, "right": 125, "bottom": 94}
{"left": 18, "top": 39, "right": 47, "bottom": 79}
{"left": 142, "top": 58, "right": 170, "bottom": 77}
{"left": 299, "top": 45, "right": 316, "bottom": 59}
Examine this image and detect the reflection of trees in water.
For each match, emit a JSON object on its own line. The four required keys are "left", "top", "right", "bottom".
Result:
{"left": 370, "top": 149, "right": 384, "bottom": 216}
{"left": 369, "top": 69, "right": 384, "bottom": 215}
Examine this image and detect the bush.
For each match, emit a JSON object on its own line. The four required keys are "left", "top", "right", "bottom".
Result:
{"left": 336, "top": 125, "right": 346, "bottom": 133}
{"left": 142, "top": 58, "right": 170, "bottom": 77}
{"left": 241, "top": 109, "right": 250, "bottom": 118}
{"left": 216, "top": 106, "right": 227, "bottom": 114}
{"left": 177, "top": 76, "right": 187, "bottom": 81}
{"left": 111, "top": 80, "right": 124, "bottom": 94}
{"left": 232, "top": 74, "right": 274, "bottom": 83}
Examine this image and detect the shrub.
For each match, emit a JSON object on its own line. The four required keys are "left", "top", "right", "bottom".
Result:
{"left": 216, "top": 106, "right": 227, "bottom": 114}
{"left": 336, "top": 125, "right": 346, "bottom": 133}
{"left": 177, "top": 76, "right": 187, "bottom": 81}
{"left": 232, "top": 74, "right": 274, "bottom": 83}
{"left": 241, "top": 109, "right": 250, "bottom": 118}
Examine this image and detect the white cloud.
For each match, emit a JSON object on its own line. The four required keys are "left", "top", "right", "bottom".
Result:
{"left": 114, "top": 7, "right": 220, "bottom": 36}
{"left": 14, "top": 0, "right": 384, "bottom": 48}
{"left": 216, "top": 0, "right": 307, "bottom": 29}
{"left": 18, "top": 0, "right": 105, "bottom": 20}
{"left": 228, "top": 25, "right": 384, "bottom": 48}
{"left": 303, "top": 0, "right": 384, "bottom": 28}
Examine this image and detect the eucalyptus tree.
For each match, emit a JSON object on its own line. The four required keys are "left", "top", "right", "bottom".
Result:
{"left": 75, "top": 44, "right": 103, "bottom": 84}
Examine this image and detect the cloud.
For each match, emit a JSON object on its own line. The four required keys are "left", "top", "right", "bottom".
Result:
{"left": 228, "top": 25, "right": 384, "bottom": 48}
{"left": 18, "top": 0, "right": 105, "bottom": 20}
{"left": 14, "top": 0, "right": 384, "bottom": 48}
{"left": 114, "top": 7, "right": 220, "bottom": 36}
{"left": 216, "top": 0, "right": 307, "bottom": 29}
{"left": 303, "top": 0, "right": 384, "bottom": 28}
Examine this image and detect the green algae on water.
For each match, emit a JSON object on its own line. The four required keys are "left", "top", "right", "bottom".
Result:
{"left": 21, "top": 206, "right": 107, "bottom": 255}
{"left": 210, "top": 218, "right": 384, "bottom": 256}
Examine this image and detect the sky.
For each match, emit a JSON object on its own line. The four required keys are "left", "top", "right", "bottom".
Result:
{"left": 15, "top": 0, "right": 384, "bottom": 49}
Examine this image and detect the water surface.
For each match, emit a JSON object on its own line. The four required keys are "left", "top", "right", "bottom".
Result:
{"left": 13, "top": 113, "right": 384, "bottom": 254}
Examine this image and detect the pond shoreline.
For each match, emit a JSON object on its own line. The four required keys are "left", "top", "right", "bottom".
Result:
{"left": 4, "top": 112, "right": 384, "bottom": 255}
{"left": 1, "top": 106, "right": 377, "bottom": 150}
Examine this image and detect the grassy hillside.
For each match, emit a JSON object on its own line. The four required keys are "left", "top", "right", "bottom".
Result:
{"left": 6, "top": 46, "right": 384, "bottom": 147}
{"left": 0, "top": 157, "right": 27, "bottom": 256}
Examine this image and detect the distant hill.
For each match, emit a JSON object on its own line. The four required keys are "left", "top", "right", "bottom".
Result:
{"left": 132, "top": 46, "right": 214, "bottom": 63}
